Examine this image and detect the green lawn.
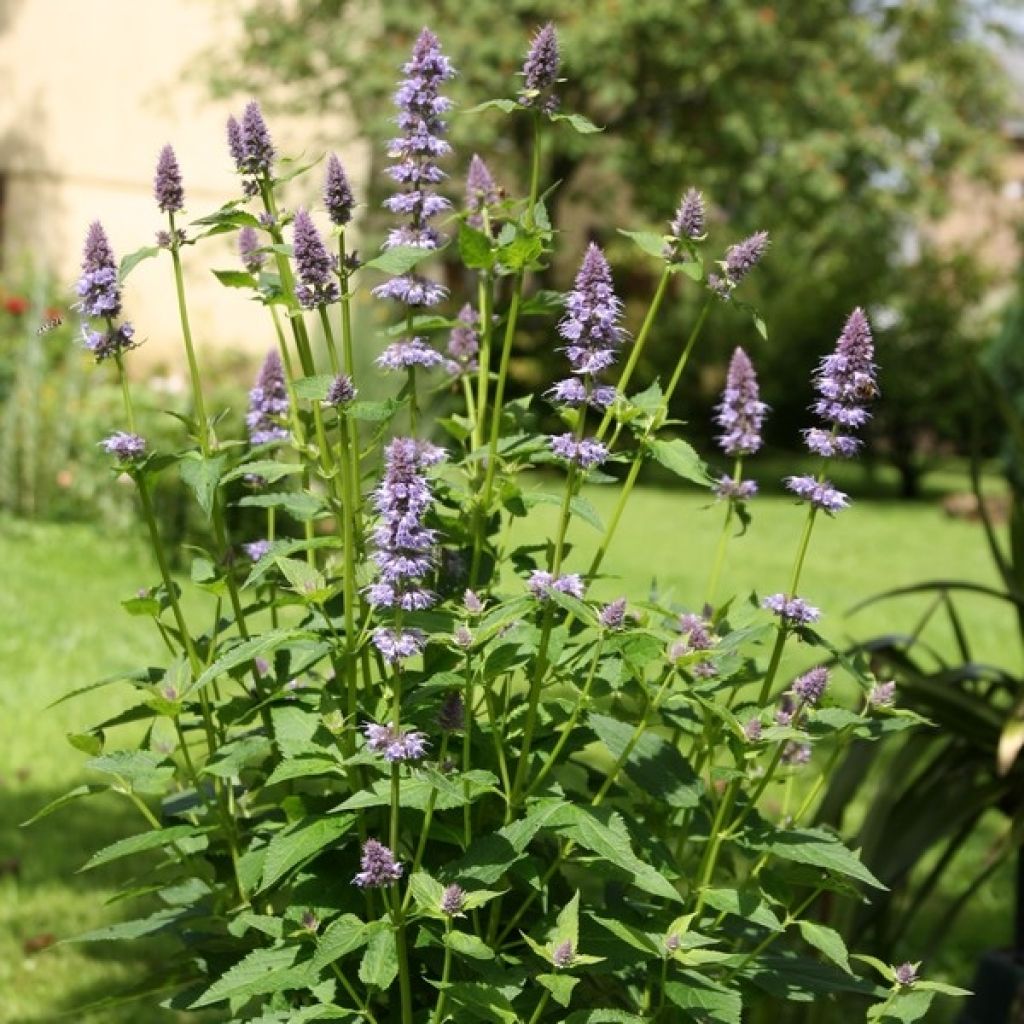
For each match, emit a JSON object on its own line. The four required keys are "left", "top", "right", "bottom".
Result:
{"left": 0, "top": 474, "right": 1017, "bottom": 1022}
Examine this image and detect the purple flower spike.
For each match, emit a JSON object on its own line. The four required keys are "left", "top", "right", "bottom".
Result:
{"left": 362, "top": 721, "right": 428, "bottom": 762}
{"left": 600, "top": 598, "right": 627, "bottom": 630}
{"left": 370, "top": 437, "right": 444, "bottom": 613}
{"left": 440, "top": 883, "right": 465, "bottom": 916}
{"left": 373, "top": 28, "right": 455, "bottom": 312}
{"left": 811, "top": 308, "right": 878, "bottom": 431}
{"left": 803, "top": 428, "right": 860, "bottom": 459}
{"left": 246, "top": 349, "right": 290, "bottom": 445}
{"left": 376, "top": 337, "right": 445, "bottom": 371}
{"left": 870, "top": 681, "right": 896, "bottom": 707}
{"left": 353, "top": 839, "right": 403, "bottom": 888}
{"left": 762, "top": 593, "right": 821, "bottom": 626}
{"left": 76, "top": 221, "right": 122, "bottom": 319}
{"left": 782, "top": 741, "right": 812, "bottom": 766}
{"left": 324, "top": 153, "right": 355, "bottom": 226}
{"left": 244, "top": 539, "right": 272, "bottom": 562}
{"left": 552, "top": 939, "right": 575, "bottom": 968}
{"left": 238, "top": 226, "right": 264, "bottom": 274}
{"left": 240, "top": 100, "right": 275, "bottom": 176}
{"left": 154, "top": 145, "right": 184, "bottom": 213}
{"left": 560, "top": 244, "right": 626, "bottom": 377}
{"left": 226, "top": 115, "right": 245, "bottom": 170}
{"left": 716, "top": 347, "right": 767, "bottom": 457}
{"left": 292, "top": 208, "right": 340, "bottom": 309}
{"left": 711, "top": 230, "right": 769, "bottom": 298}
{"left": 895, "top": 963, "right": 919, "bottom": 987}
{"left": 466, "top": 154, "right": 499, "bottom": 230}
{"left": 792, "top": 666, "right": 829, "bottom": 706}
{"left": 549, "top": 433, "right": 608, "bottom": 470}
{"left": 372, "top": 627, "right": 426, "bottom": 664}
{"left": 784, "top": 475, "right": 848, "bottom": 515}
{"left": 100, "top": 432, "right": 147, "bottom": 462}
{"left": 713, "top": 477, "right": 758, "bottom": 502}
{"left": 521, "top": 23, "right": 560, "bottom": 113}
{"left": 325, "top": 373, "right": 357, "bottom": 406}
{"left": 665, "top": 187, "right": 705, "bottom": 260}
{"left": 464, "top": 589, "right": 484, "bottom": 614}
{"left": 448, "top": 304, "right": 480, "bottom": 369}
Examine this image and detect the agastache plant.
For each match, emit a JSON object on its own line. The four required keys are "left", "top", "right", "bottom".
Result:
{"left": 50, "top": 23, "right": 964, "bottom": 1024}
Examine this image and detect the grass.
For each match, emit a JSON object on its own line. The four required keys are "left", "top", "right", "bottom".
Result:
{"left": 0, "top": 466, "right": 1017, "bottom": 1022}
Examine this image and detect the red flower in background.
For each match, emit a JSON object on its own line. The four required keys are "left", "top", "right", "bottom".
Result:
{"left": 3, "top": 295, "right": 29, "bottom": 316}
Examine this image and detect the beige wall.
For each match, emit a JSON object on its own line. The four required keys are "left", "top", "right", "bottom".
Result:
{"left": 0, "top": 0, "right": 367, "bottom": 373}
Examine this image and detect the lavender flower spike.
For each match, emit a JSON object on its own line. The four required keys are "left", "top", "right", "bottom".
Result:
{"left": 324, "top": 373, "right": 357, "bottom": 407}
{"left": 240, "top": 100, "right": 275, "bottom": 176}
{"left": 710, "top": 230, "right": 769, "bottom": 297}
{"left": 664, "top": 187, "right": 705, "bottom": 260}
{"left": 369, "top": 438, "right": 444, "bottom": 612}
{"left": 100, "top": 432, "right": 147, "bottom": 462}
{"left": 154, "top": 145, "right": 184, "bottom": 213}
{"left": 560, "top": 243, "right": 626, "bottom": 377}
{"left": 762, "top": 593, "right": 821, "bottom": 626}
{"left": 373, "top": 28, "right": 455, "bottom": 310}
{"left": 292, "top": 208, "right": 340, "bottom": 309}
{"left": 440, "top": 883, "right": 466, "bottom": 916}
{"left": 552, "top": 939, "right": 575, "bottom": 968}
{"left": 811, "top": 307, "right": 878, "bottom": 432}
{"left": 324, "top": 153, "right": 355, "bottom": 226}
{"left": 76, "top": 222, "right": 137, "bottom": 361}
{"left": 466, "top": 154, "right": 499, "bottom": 230}
{"left": 792, "top": 666, "right": 829, "bottom": 706}
{"left": 521, "top": 23, "right": 560, "bottom": 113}
{"left": 716, "top": 347, "right": 767, "bottom": 457}
{"left": 238, "top": 226, "right": 264, "bottom": 274}
{"left": 784, "top": 474, "right": 848, "bottom": 515}
{"left": 353, "top": 839, "right": 403, "bottom": 888}
{"left": 246, "top": 349, "right": 290, "bottom": 445}
{"left": 447, "top": 304, "right": 480, "bottom": 370}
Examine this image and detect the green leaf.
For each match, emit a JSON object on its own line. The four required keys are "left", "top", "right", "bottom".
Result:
{"left": 497, "top": 232, "right": 544, "bottom": 271}
{"left": 275, "top": 556, "right": 328, "bottom": 601}
{"left": 445, "top": 930, "right": 494, "bottom": 959}
{"left": 87, "top": 750, "right": 174, "bottom": 794}
{"left": 589, "top": 714, "right": 702, "bottom": 810}
{"left": 259, "top": 814, "right": 356, "bottom": 892}
{"left": 445, "top": 983, "right": 518, "bottom": 1023}
{"left": 119, "top": 245, "right": 160, "bottom": 282}
{"left": 408, "top": 871, "right": 445, "bottom": 917}
{"left": 223, "top": 461, "right": 304, "bottom": 485}
{"left": 189, "top": 628, "right": 311, "bottom": 695}
{"left": 591, "top": 915, "right": 660, "bottom": 957}
{"left": 265, "top": 756, "right": 344, "bottom": 787}
{"left": 359, "top": 928, "right": 398, "bottom": 989}
{"left": 868, "top": 990, "right": 936, "bottom": 1023}
{"left": 648, "top": 438, "right": 712, "bottom": 486}
{"left": 191, "top": 946, "right": 315, "bottom": 1008}
{"left": 80, "top": 824, "right": 204, "bottom": 872}
{"left": 564, "top": 1013, "right": 647, "bottom": 1024}
{"left": 21, "top": 784, "right": 107, "bottom": 827}
{"left": 340, "top": 769, "right": 498, "bottom": 813}
{"left": 238, "top": 491, "right": 325, "bottom": 521}
{"left": 554, "top": 891, "right": 581, "bottom": 948}
{"left": 524, "top": 490, "right": 605, "bottom": 532}
{"left": 748, "top": 826, "right": 886, "bottom": 890}
{"left": 212, "top": 269, "right": 258, "bottom": 289}
{"left": 72, "top": 907, "right": 191, "bottom": 944}
{"left": 545, "top": 801, "right": 683, "bottom": 902}
{"left": 553, "top": 112, "right": 604, "bottom": 134}
{"left": 702, "top": 887, "right": 783, "bottom": 933}
{"left": 458, "top": 222, "right": 495, "bottom": 270}
{"left": 798, "top": 920, "right": 851, "bottom": 973}
{"left": 663, "top": 974, "right": 741, "bottom": 1023}
{"left": 538, "top": 972, "right": 580, "bottom": 1006}
{"left": 179, "top": 453, "right": 227, "bottom": 520}
{"left": 293, "top": 374, "right": 335, "bottom": 401}
{"left": 349, "top": 398, "right": 403, "bottom": 422}
{"left": 312, "top": 915, "right": 383, "bottom": 970}
{"left": 67, "top": 731, "right": 104, "bottom": 756}
{"left": 363, "top": 244, "right": 439, "bottom": 275}
{"left": 202, "top": 735, "right": 272, "bottom": 778}
{"left": 618, "top": 229, "right": 668, "bottom": 262}
{"left": 462, "top": 98, "right": 519, "bottom": 116}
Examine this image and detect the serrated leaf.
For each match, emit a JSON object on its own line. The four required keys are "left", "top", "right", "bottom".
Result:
{"left": 702, "top": 888, "right": 783, "bottom": 933}
{"left": 409, "top": 871, "right": 445, "bottom": 916}
{"left": 191, "top": 946, "right": 315, "bottom": 1007}
{"left": 553, "top": 112, "right": 603, "bottom": 134}
{"left": 554, "top": 891, "right": 581, "bottom": 948}
{"left": 202, "top": 734, "right": 272, "bottom": 778}
{"left": 119, "top": 245, "right": 160, "bottom": 282}
{"left": 564, "top": 1013, "right": 647, "bottom": 1024}
{"left": 589, "top": 714, "right": 702, "bottom": 810}
{"left": 293, "top": 374, "right": 335, "bottom": 401}
{"left": 222, "top": 461, "right": 303, "bottom": 485}
{"left": 648, "top": 438, "right": 712, "bottom": 487}
{"left": 259, "top": 814, "right": 355, "bottom": 892}
{"left": 445, "top": 930, "right": 494, "bottom": 959}
{"left": 212, "top": 269, "right": 258, "bottom": 289}
{"left": 179, "top": 453, "right": 227, "bottom": 520}
{"left": 21, "top": 784, "right": 107, "bottom": 827}
{"left": 458, "top": 222, "right": 495, "bottom": 270}
{"left": 497, "top": 232, "right": 544, "bottom": 271}
{"left": 363, "top": 244, "right": 439, "bottom": 276}
{"left": 72, "top": 907, "right": 191, "bottom": 944}
{"left": 238, "top": 491, "right": 324, "bottom": 521}
{"left": 618, "top": 229, "right": 668, "bottom": 262}
{"left": 462, "top": 98, "right": 519, "bottom": 115}
{"left": 747, "top": 826, "right": 886, "bottom": 890}
{"left": 349, "top": 398, "right": 403, "bottom": 422}
{"left": 312, "top": 915, "right": 383, "bottom": 970}
{"left": 87, "top": 750, "right": 174, "bottom": 794}
{"left": 445, "top": 983, "right": 518, "bottom": 1023}
{"left": 524, "top": 490, "right": 604, "bottom": 532}
{"left": 868, "top": 990, "right": 936, "bottom": 1023}
{"left": 265, "top": 756, "right": 343, "bottom": 787}
{"left": 591, "top": 915, "right": 660, "bottom": 957}
{"left": 188, "top": 628, "right": 310, "bottom": 695}
{"left": 664, "top": 974, "right": 741, "bottom": 1023}
{"left": 538, "top": 972, "right": 580, "bottom": 1006}
{"left": 798, "top": 920, "right": 851, "bottom": 973}
{"left": 275, "top": 556, "right": 327, "bottom": 599}
{"left": 359, "top": 928, "right": 398, "bottom": 989}
{"left": 80, "top": 824, "right": 204, "bottom": 872}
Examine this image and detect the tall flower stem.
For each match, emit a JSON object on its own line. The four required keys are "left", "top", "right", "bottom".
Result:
{"left": 595, "top": 265, "right": 672, "bottom": 442}
{"left": 704, "top": 457, "right": 743, "bottom": 609}
{"left": 337, "top": 232, "right": 363, "bottom": 532}
{"left": 470, "top": 112, "right": 543, "bottom": 587}
{"left": 473, "top": 273, "right": 494, "bottom": 456}
{"left": 432, "top": 917, "right": 454, "bottom": 1024}
{"left": 587, "top": 297, "right": 713, "bottom": 579}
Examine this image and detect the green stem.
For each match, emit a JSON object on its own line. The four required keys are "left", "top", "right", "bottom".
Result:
{"left": 337, "top": 231, "right": 363, "bottom": 537}
{"left": 463, "top": 657, "right": 475, "bottom": 848}
{"left": 473, "top": 274, "right": 494, "bottom": 456}
{"left": 704, "top": 457, "right": 743, "bottom": 609}
{"left": 595, "top": 265, "right": 672, "bottom": 442}
{"left": 432, "top": 918, "right": 454, "bottom": 1024}
{"left": 527, "top": 990, "right": 550, "bottom": 1024}
{"left": 168, "top": 213, "right": 210, "bottom": 453}
{"left": 392, "top": 894, "right": 414, "bottom": 1024}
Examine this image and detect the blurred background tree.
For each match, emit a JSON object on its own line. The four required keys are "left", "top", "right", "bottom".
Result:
{"left": 208, "top": 0, "right": 1022, "bottom": 494}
